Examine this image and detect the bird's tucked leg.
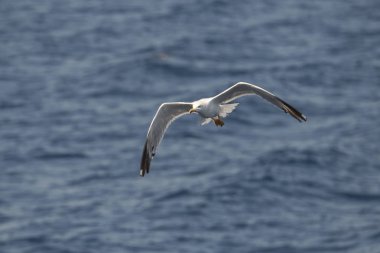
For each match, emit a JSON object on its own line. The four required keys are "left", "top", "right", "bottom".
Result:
{"left": 213, "top": 116, "right": 224, "bottom": 127}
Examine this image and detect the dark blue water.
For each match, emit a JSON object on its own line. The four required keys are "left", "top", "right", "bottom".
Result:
{"left": 1, "top": 0, "right": 380, "bottom": 252}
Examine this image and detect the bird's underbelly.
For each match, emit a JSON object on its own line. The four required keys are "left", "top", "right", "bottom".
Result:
{"left": 199, "top": 105, "right": 219, "bottom": 118}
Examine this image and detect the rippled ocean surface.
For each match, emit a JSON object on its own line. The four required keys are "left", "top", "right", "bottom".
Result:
{"left": 1, "top": 0, "right": 380, "bottom": 252}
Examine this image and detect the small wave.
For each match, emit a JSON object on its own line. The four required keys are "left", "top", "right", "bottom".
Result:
{"left": 68, "top": 169, "right": 123, "bottom": 186}
{"left": 155, "top": 189, "right": 192, "bottom": 202}
{"left": 257, "top": 145, "right": 349, "bottom": 168}
{"left": 369, "top": 230, "right": 380, "bottom": 240}
{"left": 333, "top": 191, "right": 380, "bottom": 202}
{"left": 34, "top": 151, "right": 88, "bottom": 161}
{"left": 0, "top": 101, "right": 26, "bottom": 109}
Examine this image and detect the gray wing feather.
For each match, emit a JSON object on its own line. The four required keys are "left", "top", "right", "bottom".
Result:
{"left": 211, "top": 82, "right": 307, "bottom": 122}
{"left": 140, "top": 102, "right": 193, "bottom": 176}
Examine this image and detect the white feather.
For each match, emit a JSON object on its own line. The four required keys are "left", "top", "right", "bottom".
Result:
{"left": 219, "top": 103, "right": 239, "bottom": 118}
{"left": 200, "top": 118, "right": 212, "bottom": 125}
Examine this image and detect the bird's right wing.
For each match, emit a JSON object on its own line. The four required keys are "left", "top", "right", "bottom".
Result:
{"left": 211, "top": 82, "right": 307, "bottom": 122}
{"left": 140, "top": 102, "right": 193, "bottom": 176}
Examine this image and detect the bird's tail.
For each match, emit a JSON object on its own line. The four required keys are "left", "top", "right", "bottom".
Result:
{"left": 219, "top": 103, "right": 239, "bottom": 118}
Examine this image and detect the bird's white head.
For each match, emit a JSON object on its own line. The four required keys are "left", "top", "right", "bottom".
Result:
{"left": 189, "top": 99, "right": 208, "bottom": 114}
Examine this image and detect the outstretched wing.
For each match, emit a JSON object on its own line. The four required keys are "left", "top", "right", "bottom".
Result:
{"left": 140, "top": 102, "right": 193, "bottom": 176}
{"left": 211, "top": 82, "right": 307, "bottom": 122}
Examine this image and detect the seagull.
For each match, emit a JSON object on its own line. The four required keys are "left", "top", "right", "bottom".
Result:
{"left": 140, "top": 82, "right": 306, "bottom": 176}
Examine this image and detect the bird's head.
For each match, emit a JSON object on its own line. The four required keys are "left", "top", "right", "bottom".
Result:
{"left": 189, "top": 98, "right": 210, "bottom": 115}
{"left": 189, "top": 101, "right": 206, "bottom": 114}
{"left": 189, "top": 107, "right": 199, "bottom": 114}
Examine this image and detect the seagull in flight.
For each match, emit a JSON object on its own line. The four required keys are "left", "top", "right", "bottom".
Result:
{"left": 140, "top": 82, "right": 307, "bottom": 176}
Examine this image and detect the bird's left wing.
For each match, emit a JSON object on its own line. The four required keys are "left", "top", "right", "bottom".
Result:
{"left": 211, "top": 82, "right": 307, "bottom": 122}
{"left": 140, "top": 102, "right": 193, "bottom": 176}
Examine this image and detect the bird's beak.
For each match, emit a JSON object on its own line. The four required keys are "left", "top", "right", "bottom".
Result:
{"left": 189, "top": 108, "right": 197, "bottom": 114}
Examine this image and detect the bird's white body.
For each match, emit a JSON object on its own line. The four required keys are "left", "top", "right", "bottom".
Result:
{"left": 191, "top": 98, "right": 239, "bottom": 125}
{"left": 192, "top": 98, "right": 218, "bottom": 118}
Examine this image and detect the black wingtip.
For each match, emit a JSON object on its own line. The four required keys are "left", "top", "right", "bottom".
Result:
{"left": 140, "top": 140, "right": 151, "bottom": 177}
{"left": 277, "top": 97, "right": 307, "bottom": 122}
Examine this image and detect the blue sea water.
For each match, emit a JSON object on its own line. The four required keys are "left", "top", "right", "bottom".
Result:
{"left": 1, "top": 0, "right": 380, "bottom": 252}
